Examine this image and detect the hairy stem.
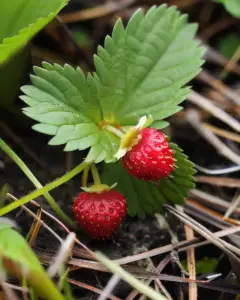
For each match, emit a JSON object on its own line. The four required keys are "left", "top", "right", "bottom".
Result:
{"left": 0, "top": 138, "right": 86, "bottom": 223}
{"left": 0, "top": 160, "right": 87, "bottom": 216}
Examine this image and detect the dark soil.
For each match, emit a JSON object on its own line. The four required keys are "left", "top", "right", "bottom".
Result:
{"left": 0, "top": 121, "right": 238, "bottom": 299}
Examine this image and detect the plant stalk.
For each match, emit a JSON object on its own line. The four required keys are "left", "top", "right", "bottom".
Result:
{"left": 90, "top": 164, "right": 101, "bottom": 185}
{"left": 0, "top": 138, "right": 86, "bottom": 223}
{"left": 81, "top": 164, "right": 90, "bottom": 187}
{"left": 104, "top": 125, "right": 124, "bottom": 138}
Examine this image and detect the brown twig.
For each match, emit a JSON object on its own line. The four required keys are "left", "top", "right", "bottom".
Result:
{"left": 68, "top": 226, "right": 240, "bottom": 271}
{"left": 221, "top": 45, "right": 240, "bottom": 79}
{"left": 27, "top": 208, "right": 43, "bottom": 246}
{"left": 190, "top": 189, "right": 240, "bottom": 215}
{"left": 60, "top": 0, "right": 135, "bottom": 23}
{"left": 165, "top": 205, "right": 240, "bottom": 260}
{"left": 187, "top": 110, "right": 240, "bottom": 164}
{"left": 202, "top": 123, "right": 240, "bottom": 143}
{"left": 31, "top": 46, "right": 68, "bottom": 65}
{"left": 68, "top": 279, "right": 122, "bottom": 300}
{"left": 125, "top": 256, "right": 172, "bottom": 300}
{"left": 1, "top": 282, "right": 20, "bottom": 300}
{"left": 186, "top": 199, "right": 240, "bottom": 227}
{"left": 197, "top": 70, "right": 240, "bottom": 105}
{"left": 203, "top": 43, "right": 240, "bottom": 76}
{"left": 184, "top": 225, "right": 197, "bottom": 300}
{"left": 200, "top": 18, "right": 240, "bottom": 41}
{"left": 46, "top": 16, "right": 93, "bottom": 68}
{"left": 1, "top": 282, "right": 28, "bottom": 293}
{"left": 28, "top": 199, "right": 95, "bottom": 259}
{"left": 137, "top": 0, "right": 201, "bottom": 8}
{"left": 195, "top": 164, "right": 240, "bottom": 175}
{"left": 98, "top": 274, "right": 121, "bottom": 300}
{"left": 185, "top": 203, "right": 230, "bottom": 230}
{"left": 224, "top": 194, "right": 240, "bottom": 219}
{"left": 187, "top": 92, "right": 240, "bottom": 132}
{"left": 196, "top": 175, "right": 240, "bottom": 188}
{"left": 7, "top": 193, "right": 63, "bottom": 243}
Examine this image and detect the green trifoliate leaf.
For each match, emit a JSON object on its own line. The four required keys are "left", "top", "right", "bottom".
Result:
{"left": 93, "top": 5, "right": 204, "bottom": 126}
{"left": 20, "top": 63, "right": 117, "bottom": 163}
{"left": 102, "top": 142, "right": 196, "bottom": 217}
{"left": 20, "top": 5, "right": 204, "bottom": 164}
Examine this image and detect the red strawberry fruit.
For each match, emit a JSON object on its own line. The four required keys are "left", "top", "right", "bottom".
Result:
{"left": 72, "top": 190, "right": 127, "bottom": 239}
{"left": 122, "top": 128, "right": 174, "bottom": 180}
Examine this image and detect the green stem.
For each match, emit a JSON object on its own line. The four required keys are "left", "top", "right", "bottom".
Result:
{"left": 90, "top": 164, "right": 101, "bottom": 185}
{"left": 0, "top": 159, "right": 87, "bottom": 217}
{"left": 95, "top": 252, "right": 167, "bottom": 300}
{"left": 0, "top": 138, "right": 86, "bottom": 226}
{"left": 104, "top": 125, "right": 124, "bottom": 138}
{"left": 82, "top": 164, "right": 90, "bottom": 187}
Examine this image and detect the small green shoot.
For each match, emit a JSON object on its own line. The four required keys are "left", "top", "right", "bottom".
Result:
{"left": 181, "top": 257, "right": 218, "bottom": 275}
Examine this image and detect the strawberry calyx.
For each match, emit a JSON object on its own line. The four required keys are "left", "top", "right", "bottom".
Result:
{"left": 115, "top": 115, "right": 153, "bottom": 159}
{"left": 81, "top": 163, "right": 117, "bottom": 193}
{"left": 81, "top": 183, "right": 117, "bottom": 193}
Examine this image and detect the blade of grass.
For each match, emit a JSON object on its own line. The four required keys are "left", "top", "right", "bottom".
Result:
{"left": 58, "top": 268, "right": 73, "bottom": 300}
{"left": 0, "top": 137, "right": 75, "bottom": 227}
{"left": 95, "top": 252, "right": 167, "bottom": 300}
{"left": 184, "top": 225, "right": 197, "bottom": 300}
{"left": 0, "top": 158, "right": 87, "bottom": 217}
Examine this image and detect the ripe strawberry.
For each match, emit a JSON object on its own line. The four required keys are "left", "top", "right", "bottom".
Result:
{"left": 122, "top": 128, "right": 174, "bottom": 180}
{"left": 72, "top": 190, "right": 127, "bottom": 239}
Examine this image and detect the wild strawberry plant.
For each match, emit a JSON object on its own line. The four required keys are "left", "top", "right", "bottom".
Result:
{"left": 19, "top": 5, "right": 204, "bottom": 230}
